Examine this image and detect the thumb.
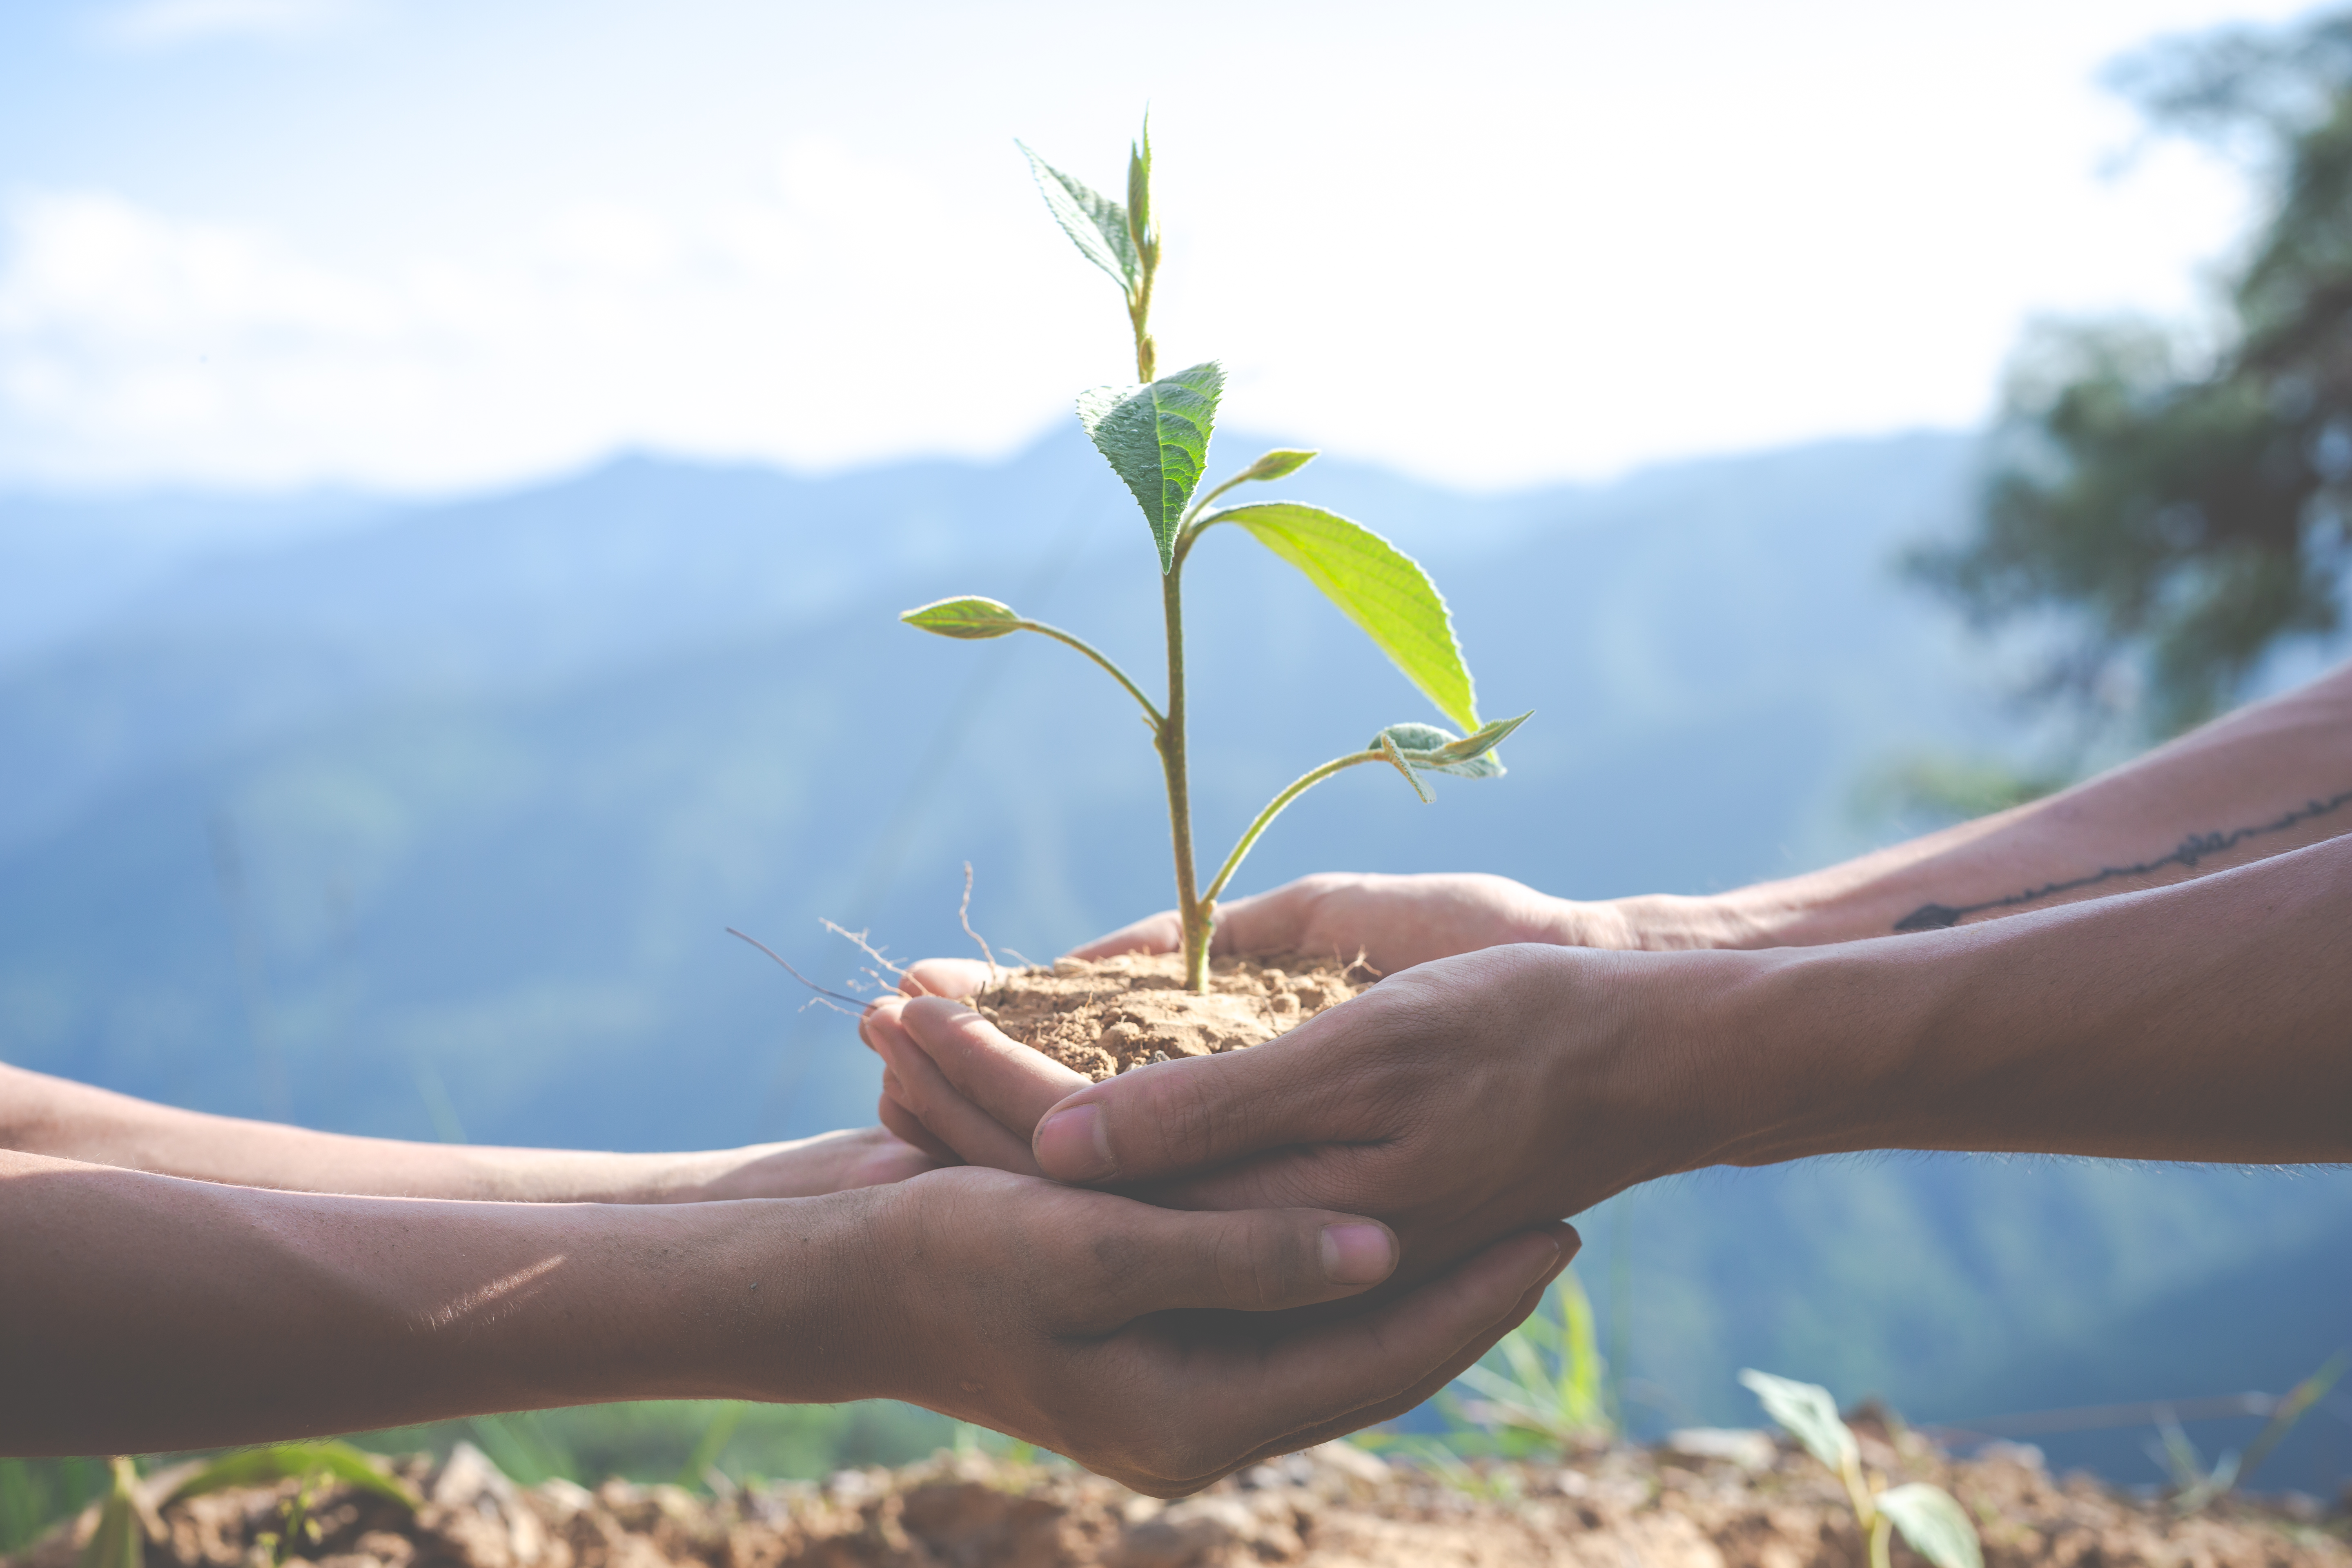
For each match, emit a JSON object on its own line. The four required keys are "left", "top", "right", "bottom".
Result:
{"left": 1031, "top": 1025, "right": 1347, "bottom": 1185}
{"left": 1075, "top": 1203, "right": 1404, "bottom": 1327}
{"left": 1063, "top": 909, "right": 1183, "bottom": 961}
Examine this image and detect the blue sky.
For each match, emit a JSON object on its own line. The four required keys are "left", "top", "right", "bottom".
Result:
{"left": 0, "top": 0, "right": 2322, "bottom": 493}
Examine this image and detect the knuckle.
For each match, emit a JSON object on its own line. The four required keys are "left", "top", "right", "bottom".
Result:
{"left": 1147, "top": 1071, "right": 1228, "bottom": 1169}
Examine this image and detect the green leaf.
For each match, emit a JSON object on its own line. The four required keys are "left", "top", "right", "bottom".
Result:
{"left": 168, "top": 1442, "right": 416, "bottom": 1510}
{"left": 1739, "top": 1369, "right": 1858, "bottom": 1475}
{"left": 902, "top": 596, "right": 1023, "bottom": 639}
{"left": 1125, "top": 119, "right": 1155, "bottom": 265}
{"left": 1213, "top": 502, "right": 1477, "bottom": 731}
{"left": 1077, "top": 362, "right": 1223, "bottom": 572}
{"left": 1239, "top": 447, "right": 1316, "bottom": 482}
{"left": 1378, "top": 731, "right": 1433, "bottom": 803}
{"left": 1017, "top": 142, "right": 1139, "bottom": 295}
{"left": 1371, "top": 711, "right": 1531, "bottom": 778}
{"left": 1875, "top": 1485, "right": 1982, "bottom": 1568}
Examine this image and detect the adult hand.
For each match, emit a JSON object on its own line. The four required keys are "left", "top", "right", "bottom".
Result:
{"left": 863, "top": 943, "right": 1724, "bottom": 1281}
{"left": 847, "top": 1165, "right": 1577, "bottom": 1494}
{"left": 1067, "top": 871, "right": 1621, "bottom": 973}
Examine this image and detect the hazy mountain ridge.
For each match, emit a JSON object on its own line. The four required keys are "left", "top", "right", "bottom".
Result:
{"left": 1, "top": 429, "right": 2345, "bottom": 1489}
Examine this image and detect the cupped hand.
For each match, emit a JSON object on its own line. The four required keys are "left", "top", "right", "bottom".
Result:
{"left": 848, "top": 1165, "right": 1577, "bottom": 1495}
{"left": 865, "top": 943, "right": 1730, "bottom": 1281}
{"left": 1066, "top": 871, "right": 1614, "bottom": 974}
{"left": 685, "top": 1126, "right": 945, "bottom": 1199}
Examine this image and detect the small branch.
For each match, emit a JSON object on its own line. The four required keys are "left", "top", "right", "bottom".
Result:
{"left": 726, "top": 927, "right": 874, "bottom": 1013}
{"left": 1201, "top": 748, "right": 1388, "bottom": 905}
{"left": 1014, "top": 620, "right": 1163, "bottom": 725}
{"left": 958, "top": 861, "right": 1001, "bottom": 986}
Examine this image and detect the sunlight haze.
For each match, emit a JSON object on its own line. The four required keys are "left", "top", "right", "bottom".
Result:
{"left": 0, "top": 0, "right": 2322, "bottom": 494}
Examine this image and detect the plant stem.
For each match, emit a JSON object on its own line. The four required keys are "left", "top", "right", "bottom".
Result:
{"left": 1842, "top": 1454, "right": 1880, "bottom": 1534}
{"left": 1202, "top": 748, "right": 1386, "bottom": 906}
{"left": 1158, "top": 566, "right": 1212, "bottom": 989}
{"left": 1869, "top": 1514, "right": 1893, "bottom": 1568}
{"left": 1014, "top": 621, "right": 1162, "bottom": 724}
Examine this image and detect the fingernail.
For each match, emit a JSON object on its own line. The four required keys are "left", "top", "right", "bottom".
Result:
{"left": 1034, "top": 1105, "right": 1115, "bottom": 1181}
{"left": 1319, "top": 1223, "right": 1397, "bottom": 1285}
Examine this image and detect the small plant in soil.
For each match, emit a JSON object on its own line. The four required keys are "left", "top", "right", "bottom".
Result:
{"left": 896, "top": 120, "right": 1528, "bottom": 1071}
{"left": 1741, "top": 1370, "right": 1982, "bottom": 1568}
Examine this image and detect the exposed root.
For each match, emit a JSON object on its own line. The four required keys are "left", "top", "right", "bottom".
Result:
{"left": 820, "top": 920, "right": 930, "bottom": 997}
{"left": 958, "top": 861, "right": 1001, "bottom": 986}
{"left": 725, "top": 927, "right": 873, "bottom": 1015}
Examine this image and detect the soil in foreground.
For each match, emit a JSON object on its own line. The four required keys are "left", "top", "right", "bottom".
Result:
{"left": 963, "top": 951, "right": 1369, "bottom": 1081}
{"left": 14, "top": 1428, "right": 2347, "bottom": 1568}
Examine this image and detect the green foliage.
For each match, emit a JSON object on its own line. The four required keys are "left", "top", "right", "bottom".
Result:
{"left": 1018, "top": 142, "right": 1141, "bottom": 296}
{"left": 906, "top": 120, "right": 1525, "bottom": 990}
{"left": 167, "top": 1441, "right": 416, "bottom": 1509}
{"left": 1874, "top": 1483, "right": 1985, "bottom": 1568}
{"left": 1743, "top": 1370, "right": 1982, "bottom": 1568}
{"left": 75, "top": 1460, "right": 142, "bottom": 1568}
{"left": 1236, "top": 447, "right": 1317, "bottom": 482}
{"left": 1077, "top": 362, "right": 1225, "bottom": 572}
{"left": 1210, "top": 501, "right": 1481, "bottom": 732}
{"left": 901, "top": 597, "right": 1024, "bottom": 639}
{"left": 1738, "top": 1368, "right": 1858, "bottom": 1475}
{"left": 1376, "top": 713, "right": 1531, "bottom": 781}
{"left": 352, "top": 1399, "right": 950, "bottom": 1491}
{"left": 1450, "top": 1269, "right": 1614, "bottom": 1453}
{"left": 1911, "top": 12, "right": 2352, "bottom": 737}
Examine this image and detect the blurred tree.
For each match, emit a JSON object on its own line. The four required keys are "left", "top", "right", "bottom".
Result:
{"left": 1911, "top": 10, "right": 2352, "bottom": 738}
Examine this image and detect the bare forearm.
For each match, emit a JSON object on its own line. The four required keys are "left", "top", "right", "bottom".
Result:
{"left": 0, "top": 1063, "right": 899, "bottom": 1202}
{"left": 1583, "top": 661, "right": 2352, "bottom": 949}
{"left": 0, "top": 1150, "right": 870, "bottom": 1454}
{"left": 1680, "top": 835, "right": 2352, "bottom": 1168}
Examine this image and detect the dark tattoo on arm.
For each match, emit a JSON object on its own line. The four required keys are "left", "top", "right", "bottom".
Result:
{"left": 1893, "top": 788, "right": 2352, "bottom": 933}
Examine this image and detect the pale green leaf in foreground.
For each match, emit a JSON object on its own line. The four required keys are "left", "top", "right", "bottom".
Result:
{"left": 1739, "top": 1368, "right": 1858, "bottom": 1475}
{"left": 1078, "top": 362, "right": 1223, "bottom": 572}
{"left": 1875, "top": 1484, "right": 1983, "bottom": 1568}
{"left": 1210, "top": 501, "right": 1477, "bottom": 731}
{"left": 1018, "top": 142, "right": 1140, "bottom": 295}
{"left": 901, "top": 596, "right": 1024, "bottom": 639}
{"left": 168, "top": 1441, "right": 417, "bottom": 1509}
{"left": 1371, "top": 711, "right": 1532, "bottom": 778}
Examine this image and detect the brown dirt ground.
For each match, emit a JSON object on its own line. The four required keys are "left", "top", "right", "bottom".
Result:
{"left": 960, "top": 951, "right": 1372, "bottom": 1082}
{"left": 16, "top": 1428, "right": 2346, "bottom": 1568}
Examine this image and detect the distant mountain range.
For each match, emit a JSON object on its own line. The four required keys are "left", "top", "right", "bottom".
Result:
{"left": 2, "top": 428, "right": 2345, "bottom": 1493}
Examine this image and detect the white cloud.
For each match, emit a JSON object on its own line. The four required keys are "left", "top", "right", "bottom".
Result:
{"left": 0, "top": 147, "right": 1099, "bottom": 490}
{"left": 94, "top": 0, "right": 369, "bottom": 51}
{"left": 3, "top": 0, "right": 2316, "bottom": 493}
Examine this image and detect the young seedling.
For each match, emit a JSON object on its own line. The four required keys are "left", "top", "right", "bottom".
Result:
{"left": 902, "top": 120, "right": 1530, "bottom": 992}
{"left": 1448, "top": 1269, "right": 1615, "bottom": 1454}
{"left": 1741, "top": 1370, "right": 1982, "bottom": 1568}
{"left": 75, "top": 1443, "right": 414, "bottom": 1568}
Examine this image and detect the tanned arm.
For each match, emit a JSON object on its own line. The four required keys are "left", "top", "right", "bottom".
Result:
{"left": 0, "top": 1149, "right": 1570, "bottom": 1495}
{"left": 0, "top": 1062, "right": 931, "bottom": 1201}
{"left": 1611, "top": 659, "right": 2352, "bottom": 946}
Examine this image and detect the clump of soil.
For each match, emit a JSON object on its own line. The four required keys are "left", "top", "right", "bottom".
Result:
{"left": 15, "top": 1428, "right": 2348, "bottom": 1568}
{"left": 957, "top": 951, "right": 1374, "bottom": 1082}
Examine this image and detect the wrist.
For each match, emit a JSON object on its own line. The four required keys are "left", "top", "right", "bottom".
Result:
{"left": 1670, "top": 935, "right": 1941, "bottom": 1170}
{"left": 1543, "top": 891, "right": 1780, "bottom": 952}
{"left": 658, "top": 1190, "right": 886, "bottom": 1405}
